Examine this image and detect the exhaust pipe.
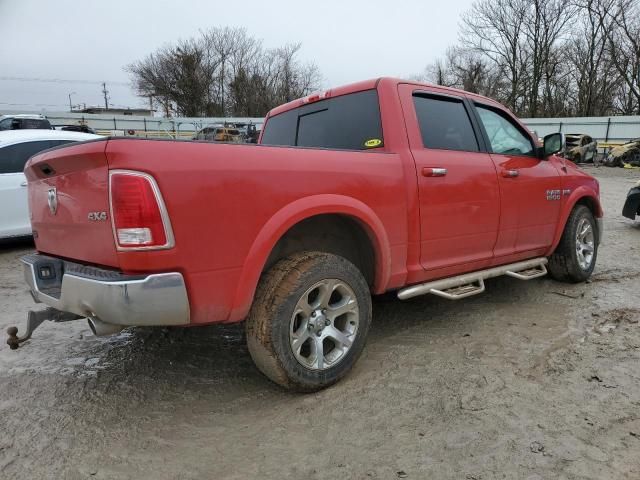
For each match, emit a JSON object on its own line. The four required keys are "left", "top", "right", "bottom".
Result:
{"left": 87, "top": 317, "right": 123, "bottom": 337}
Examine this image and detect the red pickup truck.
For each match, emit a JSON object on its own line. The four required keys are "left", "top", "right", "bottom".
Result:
{"left": 11, "top": 78, "right": 603, "bottom": 392}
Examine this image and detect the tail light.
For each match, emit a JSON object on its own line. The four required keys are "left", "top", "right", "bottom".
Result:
{"left": 109, "top": 170, "right": 174, "bottom": 250}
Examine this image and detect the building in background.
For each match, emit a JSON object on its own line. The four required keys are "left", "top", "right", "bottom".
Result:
{"left": 74, "top": 106, "right": 154, "bottom": 116}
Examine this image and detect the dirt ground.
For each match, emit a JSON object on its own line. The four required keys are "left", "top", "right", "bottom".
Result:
{"left": 1, "top": 166, "right": 639, "bottom": 480}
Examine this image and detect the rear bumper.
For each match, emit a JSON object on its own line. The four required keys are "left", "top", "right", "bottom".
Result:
{"left": 22, "top": 254, "right": 190, "bottom": 327}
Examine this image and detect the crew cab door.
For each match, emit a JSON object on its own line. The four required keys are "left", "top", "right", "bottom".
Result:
{"left": 472, "top": 103, "right": 561, "bottom": 255}
{"left": 399, "top": 85, "right": 501, "bottom": 271}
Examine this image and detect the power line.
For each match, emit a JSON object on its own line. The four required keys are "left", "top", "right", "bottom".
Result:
{"left": 0, "top": 101, "right": 67, "bottom": 107}
{"left": 0, "top": 76, "right": 130, "bottom": 86}
{"left": 0, "top": 101, "right": 145, "bottom": 109}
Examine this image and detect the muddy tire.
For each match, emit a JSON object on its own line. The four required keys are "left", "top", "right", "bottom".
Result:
{"left": 246, "top": 252, "right": 372, "bottom": 392}
{"left": 548, "top": 205, "right": 598, "bottom": 283}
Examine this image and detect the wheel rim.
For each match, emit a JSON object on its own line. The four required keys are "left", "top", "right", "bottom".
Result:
{"left": 289, "top": 279, "right": 359, "bottom": 371}
{"left": 575, "top": 218, "right": 595, "bottom": 270}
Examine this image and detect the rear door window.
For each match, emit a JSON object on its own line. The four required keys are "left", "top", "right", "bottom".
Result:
{"left": 0, "top": 141, "right": 54, "bottom": 173}
{"left": 261, "top": 89, "right": 383, "bottom": 150}
{"left": 413, "top": 95, "right": 479, "bottom": 152}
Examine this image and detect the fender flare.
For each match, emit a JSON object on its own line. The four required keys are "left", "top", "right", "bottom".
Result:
{"left": 548, "top": 186, "right": 602, "bottom": 254}
{"left": 227, "top": 194, "right": 392, "bottom": 322}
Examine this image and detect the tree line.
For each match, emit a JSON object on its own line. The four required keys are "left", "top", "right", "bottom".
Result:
{"left": 127, "top": 27, "right": 321, "bottom": 117}
{"left": 129, "top": 2, "right": 639, "bottom": 119}
{"left": 417, "top": 0, "right": 640, "bottom": 117}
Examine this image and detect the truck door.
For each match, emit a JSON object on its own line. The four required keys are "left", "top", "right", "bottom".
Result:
{"left": 472, "top": 103, "right": 561, "bottom": 255}
{"left": 398, "top": 85, "right": 501, "bottom": 271}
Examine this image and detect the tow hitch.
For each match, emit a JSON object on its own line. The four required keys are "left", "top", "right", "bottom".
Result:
{"left": 6, "top": 308, "right": 82, "bottom": 350}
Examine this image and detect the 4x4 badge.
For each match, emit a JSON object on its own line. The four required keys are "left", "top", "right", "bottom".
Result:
{"left": 47, "top": 188, "right": 57, "bottom": 215}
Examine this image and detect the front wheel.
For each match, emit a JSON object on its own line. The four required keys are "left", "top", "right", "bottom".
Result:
{"left": 548, "top": 205, "right": 598, "bottom": 283}
{"left": 246, "top": 252, "right": 372, "bottom": 392}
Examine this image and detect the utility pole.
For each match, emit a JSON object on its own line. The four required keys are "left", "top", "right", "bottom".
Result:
{"left": 102, "top": 82, "right": 109, "bottom": 110}
{"left": 68, "top": 92, "right": 76, "bottom": 112}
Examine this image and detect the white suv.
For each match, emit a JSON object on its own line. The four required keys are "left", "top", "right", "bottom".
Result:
{"left": 0, "top": 114, "right": 52, "bottom": 131}
{"left": 0, "top": 130, "right": 101, "bottom": 239}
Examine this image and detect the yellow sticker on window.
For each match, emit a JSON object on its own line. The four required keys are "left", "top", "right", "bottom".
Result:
{"left": 364, "top": 138, "right": 382, "bottom": 148}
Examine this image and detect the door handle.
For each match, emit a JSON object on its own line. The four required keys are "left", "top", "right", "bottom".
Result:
{"left": 422, "top": 167, "right": 447, "bottom": 177}
{"left": 501, "top": 169, "right": 519, "bottom": 178}
{"left": 20, "top": 181, "right": 28, "bottom": 187}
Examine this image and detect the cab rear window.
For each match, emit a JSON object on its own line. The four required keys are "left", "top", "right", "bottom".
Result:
{"left": 261, "top": 89, "right": 383, "bottom": 151}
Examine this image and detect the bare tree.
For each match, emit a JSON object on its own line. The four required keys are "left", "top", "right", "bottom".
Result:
{"left": 127, "top": 28, "right": 321, "bottom": 117}
{"left": 461, "top": 0, "right": 530, "bottom": 112}
{"left": 419, "top": 0, "right": 636, "bottom": 117}
{"left": 604, "top": 0, "right": 640, "bottom": 114}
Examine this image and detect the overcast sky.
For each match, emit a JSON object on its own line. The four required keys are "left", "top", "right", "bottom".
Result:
{"left": 0, "top": 0, "right": 475, "bottom": 113}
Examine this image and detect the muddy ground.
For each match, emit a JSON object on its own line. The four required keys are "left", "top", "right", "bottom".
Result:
{"left": 1, "top": 166, "right": 639, "bottom": 479}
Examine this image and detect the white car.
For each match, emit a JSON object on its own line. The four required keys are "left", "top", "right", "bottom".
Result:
{"left": 0, "top": 130, "right": 101, "bottom": 239}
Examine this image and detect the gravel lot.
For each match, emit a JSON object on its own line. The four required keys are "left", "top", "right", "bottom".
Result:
{"left": 1, "top": 166, "right": 639, "bottom": 479}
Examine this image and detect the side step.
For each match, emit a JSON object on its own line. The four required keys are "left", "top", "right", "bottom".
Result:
{"left": 397, "top": 258, "right": 548, "bottom": 301}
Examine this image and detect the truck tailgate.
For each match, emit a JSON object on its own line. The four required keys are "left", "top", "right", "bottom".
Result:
{"left": 24, "top": 139, "right": 119, "bottom": 268}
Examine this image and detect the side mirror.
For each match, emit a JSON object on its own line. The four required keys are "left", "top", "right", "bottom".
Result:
{"left": 541, "top": 132, "right": 565, "bottom": 158}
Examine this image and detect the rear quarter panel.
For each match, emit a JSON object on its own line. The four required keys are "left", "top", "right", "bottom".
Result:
{"left": 105, "top": 139, "right": 408, "bottom": 324}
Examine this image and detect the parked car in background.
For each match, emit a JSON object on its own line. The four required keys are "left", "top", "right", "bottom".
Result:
{"left": 622, "top": 180, "right": 640, "bottom": 221}
{"left": 54, "top": 124, "right": 97, "bottom": 134}
{"left": 0, "top": 130, "right": 100, "bottom": 239}
{"left": 562, "top": 134, "right": 597, "bottom": 163}
{"left": 0, "top": 114, "right": 52, "bottom": 131}
{"left": 193, "top": 126, "right": 243, "bottom": 142}
{"left": 14, "top": 78, "right": 603, "bottom": 392}
{"left": 605, "top": 138, "right": 640, "bottom": 167}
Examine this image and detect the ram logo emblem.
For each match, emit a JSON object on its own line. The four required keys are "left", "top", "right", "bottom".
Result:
{"left": 47, "top": 188, "right": 58, "bottom": 215}
{"left": 88, "top": 212, "right": 108, "bottom": 221}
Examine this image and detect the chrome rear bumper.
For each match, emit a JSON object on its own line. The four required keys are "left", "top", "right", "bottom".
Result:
{"left": 22, "top": 254, "right": 190, "bottom": 327}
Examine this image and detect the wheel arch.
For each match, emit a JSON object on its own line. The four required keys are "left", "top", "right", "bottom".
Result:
{"left": 227, "top": 195, "right": 392, "bottom": 322}
{"left": 548, "top": 187, "right": 603, "bottom": 254}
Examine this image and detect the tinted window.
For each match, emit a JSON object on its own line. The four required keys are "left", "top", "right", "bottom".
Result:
{"left": 476, "top": 106, "right": 534, "bottom": 156}
{"left": 18, "top": 119, "right": 51, "bottom": 130}
{"left": 261, "top": 89, "right": 383, "bottom": 150}
{"left": 0, "top": 141, "right": 55, "bottom": 174}
{"left": 413, "top": 95, "right": 479, "bottom": 152}
{"left": 0, "top": 118, "right": 13, "bottom": 130}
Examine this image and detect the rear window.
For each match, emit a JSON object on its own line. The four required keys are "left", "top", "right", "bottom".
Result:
{"left": 261, "top": 89, "right": 383, "bottom": 151}
{"left": 19, "top": 119, "right": 51, "bottom": 130}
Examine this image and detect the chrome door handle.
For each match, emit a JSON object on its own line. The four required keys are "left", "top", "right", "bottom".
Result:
{"left": 422, "top": 167, "right": 447, "bottom": 177}
{"left": 20, "top": 181, "right": 28, "bottom": 187}
{"left": 501, "top": 169, "right": 519, "bottom": 178}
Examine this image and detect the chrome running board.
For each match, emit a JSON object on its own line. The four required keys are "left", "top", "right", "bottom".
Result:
{"left": 397, "top": 257, "right": 548, "bottom": 301}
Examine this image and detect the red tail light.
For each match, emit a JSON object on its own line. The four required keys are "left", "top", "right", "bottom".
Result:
{"left": 109, "top": 170, "right": 174, "bottom": 250}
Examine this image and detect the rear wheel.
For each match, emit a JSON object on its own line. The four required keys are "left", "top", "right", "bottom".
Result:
{"left": 246, "top": 252, "right": 372, "bottom": 392}
{"left": 548, "top": 205, "right": 598, "bottom": 283}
